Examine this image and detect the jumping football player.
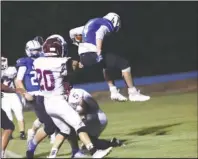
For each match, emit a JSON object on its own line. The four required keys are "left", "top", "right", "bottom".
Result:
{"left": 69, "top": 12, "right": 150, "bottom": 102}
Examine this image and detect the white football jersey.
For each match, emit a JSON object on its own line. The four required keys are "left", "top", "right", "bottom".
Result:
{"left": 33, "top": 57, "right": 69, "bottom": 96}
{"left": 1, "top": 66, "right": 17, "bottom": 88}
{"left": 68, "top": 88, "right": 99, "bottom": 113}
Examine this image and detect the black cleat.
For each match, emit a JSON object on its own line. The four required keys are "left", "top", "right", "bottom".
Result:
{"left": 110, "top": 137, "right": 125, "bottom": 147}
{"left": 20, "top": 132, "right": 26, "bottom": 140}
{"left": 26, "top": 150, "right": 34, "bottom": 158}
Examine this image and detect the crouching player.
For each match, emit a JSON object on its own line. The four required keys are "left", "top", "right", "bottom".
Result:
{"left": 48, "top": 83, "right": 123, "bottom": 158}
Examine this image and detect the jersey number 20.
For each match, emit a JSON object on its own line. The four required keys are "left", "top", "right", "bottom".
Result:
{"left": 36, "top": 69, "right": 55, "bottom": 91}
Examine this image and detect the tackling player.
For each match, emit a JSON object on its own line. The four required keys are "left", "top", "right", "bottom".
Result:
{"left": 1, "top": 60, "right": 26, "bottom": 140}
{"left": 33, "top": 37, "right": 112, "bottom": 158}
{"left": 69, "top": 12, "right": 150, "bottom": 102}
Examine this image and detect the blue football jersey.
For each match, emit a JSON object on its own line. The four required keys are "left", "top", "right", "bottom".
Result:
{"left": 16, "top": 57, "right": 40, "bottom": 92}
{"left": 82, "top": 18, "right": 114, "bottom": 45}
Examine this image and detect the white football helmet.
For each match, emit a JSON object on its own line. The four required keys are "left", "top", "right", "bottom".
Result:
{"left": 46, "top": 34, "right": 68, "bottom": 57}
{"left": 25, "top": 40, "right": 42, "bottom": 57}
{"left": 4, "top": 66, "right": 17, "bottom": 79}
{"left": 1, "top": 57, "right": 8, "bottom": 70}
{"left": 103, "top": 12, "right": 121, "bottom": 32}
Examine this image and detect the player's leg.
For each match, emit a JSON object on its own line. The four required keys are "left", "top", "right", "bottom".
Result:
{"left": 2, "top": 95, "right": 13, "bottom": 122}
{"left": 2, "top": 95, "right": 14, "bottom": 139}
{"left": 11, "top": 94, "right": 26, "bottom": 139}
{"left": 103, "top": 68, "right": 127, "bottom": 101}
{"left": 1, "top": 109, "right": 15, "bottom": 158}
{"left": 104, "top": 53, "right": 150, "bottom": 102}
{"left": 45, "top": 96, "right": 112, "bottom": 158}
{"left": 26, "top": 96, "right": 57, "bottom": 158}
{"left": 48, "top": 117, "right": 87, "bottom": 158}
{"left": 47, "top": 117, "right": 69, "bottom": 158}
{"left": 27, "top": 118, "right": 42, "bottom": 143}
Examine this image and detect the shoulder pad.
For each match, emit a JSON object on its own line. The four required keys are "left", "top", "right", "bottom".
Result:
{"left": 16, "top": 57, "right": 31, "bottom": 67}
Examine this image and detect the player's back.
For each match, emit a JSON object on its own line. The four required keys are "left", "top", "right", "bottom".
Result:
{"left": 82, "top": 18, "right": 114, "bottom": 45}
{"left": 69, "top": 88, "right": 99, "bottom": 113}
{"left": 33, "top": 57, "right": 68, "bottom": 96}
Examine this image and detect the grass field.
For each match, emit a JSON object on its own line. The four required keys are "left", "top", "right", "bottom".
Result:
{"left": 7, "top": 92, "right": 197, "bottom": 158}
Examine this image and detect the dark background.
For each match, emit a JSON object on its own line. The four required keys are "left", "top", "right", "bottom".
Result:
{"left": 1, "top": 1, "right": 197, "bottom": 84}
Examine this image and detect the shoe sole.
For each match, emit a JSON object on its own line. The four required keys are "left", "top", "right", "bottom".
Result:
{"left": 102, "top": 147, "right": 113, "bottom": 158}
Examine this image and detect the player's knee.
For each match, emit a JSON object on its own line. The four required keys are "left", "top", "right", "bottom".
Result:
{"left": 6, "top": 121, "right": 15, "bottom": 131}
{"left": 33, "top": 118, "right": 42, "bottom": 128}
{"left": 44, "top": 125, "right": 56, "bottom": 135}
{"left": 59, "top": 132, "right": 69, "bottom": 138}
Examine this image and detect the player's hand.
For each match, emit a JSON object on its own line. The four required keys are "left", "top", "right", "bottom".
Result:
{"left": 96, "top": 54, "right": 103, "bottom": 62}
{"left": 78, "top": 62, "right": 84, "bottom": 68}
{"left": 15, "top": 88, "right": 26, "bottom": 94}
{"left": 24, "top": 92, "right": 34, "bottom": 101}
{"left": 64, "top": 57, "right": 71, "bottom": 62}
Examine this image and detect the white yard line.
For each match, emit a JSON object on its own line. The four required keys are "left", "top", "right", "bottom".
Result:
{"left": 5, "top": 150, "right": 23, "bottom": 158}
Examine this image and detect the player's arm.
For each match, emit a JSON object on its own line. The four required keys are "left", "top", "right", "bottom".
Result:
{"left": 69, "top": 26, "right": 84, "bottom": 46}
{"left": 95, "top": 25, "right": 110, "bottom": 56}
{"left": 1, "top": 83, "right": 25, "bottom": 94}
{"left": 15, "top": 66, "right": 27, "bottom": 92}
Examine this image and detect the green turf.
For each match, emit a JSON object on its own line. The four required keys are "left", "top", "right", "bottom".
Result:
{"left": 7, "top": 92, "right": 197, "bottom": 158}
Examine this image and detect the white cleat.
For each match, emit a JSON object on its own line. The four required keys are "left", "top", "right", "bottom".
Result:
{"left": 72, "top": 151, "right": 87, "bottom": 158}
{"left": 128, "top": 87, "right": 150, "bottom": 102}
{"left": 110, "top": 86, "right": 128, "bottom": 102}
{"left": 92, "top": 147, "right": 113, "bottom": 158}
{"left": 27, "top": 129, "right": 35, "bottom": 144}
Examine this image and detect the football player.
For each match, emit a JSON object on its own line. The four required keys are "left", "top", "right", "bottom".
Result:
{"left": 1, "top": 62, "right": 26, "bottom": 140}
{"left": 48, "top": 82, "right": 124, "bottom": 158}
{"left": 1, "top": 83, "right": 26, "bottom": 158}
{"left": 69, "top": 12, "right": 150, "bottom": 102}
{"left": 15, "top": 40, "right": 58, "bottom": 157}
{"left": 33, "top": 37, "right": 112, "bottom": 158}
{"left": 29, "top": 34, "right": 69, "bottom": 144}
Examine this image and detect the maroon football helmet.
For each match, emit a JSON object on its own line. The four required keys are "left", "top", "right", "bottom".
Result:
{"left": 64, "top": 82, "right": 73, "bottom": 95}
{"left": 42, "top": 38, "right": 64, "bottom": 57}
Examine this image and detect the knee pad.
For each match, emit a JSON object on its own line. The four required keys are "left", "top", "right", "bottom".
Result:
{"left": 77, "top": 126, "right": 87, "bottom": 134}
{"left": 122, "top": 67, "right": 131, "bottom": 73}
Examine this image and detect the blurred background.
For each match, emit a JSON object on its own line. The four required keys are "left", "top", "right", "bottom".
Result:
{"left": 1, "top": 1, "right": 197, "bottom": 84}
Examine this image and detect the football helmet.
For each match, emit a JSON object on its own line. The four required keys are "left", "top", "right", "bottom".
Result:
{"left": 64, "top": 82, "right": 73, "bottom": 95}
{"left": 43, "top": 38, "right": 64, "bottom": 57}
{"left": 1, "top": 57, "right": 8, "bottom": 70}
{"left": 34, "top": 36, "right": 44, "bottom": 45}
{"left": 25, "top": 40, "right": 42, "bottom": 57}
{"left": 46, "top": 34, "right": 68, "bottom": 57}
{"left": 103, "top": 12, "right": 121, "bottom": 32}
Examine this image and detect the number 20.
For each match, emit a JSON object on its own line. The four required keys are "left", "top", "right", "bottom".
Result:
{"left": 36, "top": 69, "right": 55, "bottom": 91}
